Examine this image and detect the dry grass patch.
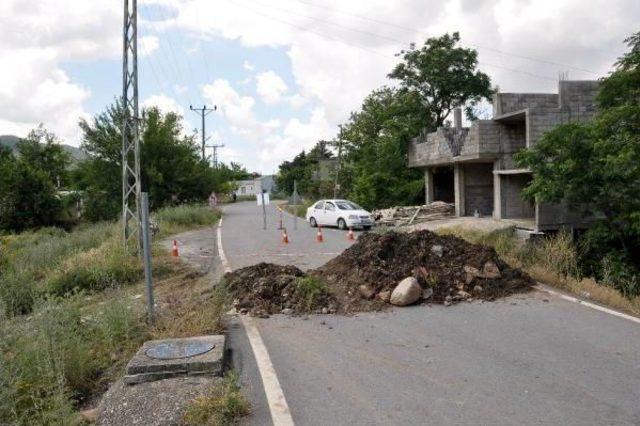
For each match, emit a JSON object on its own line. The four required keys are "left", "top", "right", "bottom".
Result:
{"left": 437, "top": 226, "right": 640, "bottom": 317}
{"left": 181, "top": 371, "right": 250, "bottom": 426}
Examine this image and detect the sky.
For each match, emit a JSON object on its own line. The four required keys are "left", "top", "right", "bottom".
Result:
{"left": 0, "top": 0, "right": 638, "bottom": 174}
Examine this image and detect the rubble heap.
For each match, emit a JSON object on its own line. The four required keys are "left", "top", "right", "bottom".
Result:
{"left": 224, "top": 263, "right": 337, "bottom": 316}
{"left": 372, "top": 201, "right": 454, "bottom": 226}
{"left": 224, "top": 231, "right": 533, "bottom": 316}
{"left": 311, "top": 230, "right": 533, "bottom": 312}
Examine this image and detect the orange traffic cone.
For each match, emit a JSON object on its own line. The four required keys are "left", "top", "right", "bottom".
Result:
{"left": 172, "top": 239, "right": 179, "bottom": 257}
{"left": 347, "top": 227, "right": 355, "bottom": 241}
{"left": 316, "top": 226, "right": 324, "bottom": 243}
{"left": 282, "top": 229, "right": 289, "bottom": 244}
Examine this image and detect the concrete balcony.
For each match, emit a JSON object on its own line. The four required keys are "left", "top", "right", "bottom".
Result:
{"left": 408, "top": 121, "right": 502, "bottom": 168}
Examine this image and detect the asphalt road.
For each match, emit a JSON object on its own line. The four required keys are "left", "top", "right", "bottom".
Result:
{"left": 221, "top": 201, "right": 640, "bottom": 426}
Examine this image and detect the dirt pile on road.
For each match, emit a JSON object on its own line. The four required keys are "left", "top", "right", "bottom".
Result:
{"left": 310, "top": 230, "right": 534, "bottom": 312}
{"left": 224, "top": 231, "right": 533, "bottom": 316}
{"left": 224, "top": 263, "right": 337, "bottom": 316}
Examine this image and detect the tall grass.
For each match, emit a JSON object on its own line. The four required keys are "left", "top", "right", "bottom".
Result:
{"left": 0, "top": 294, "right": 147, "bottom": 425}
{"left": 0, "top": 204, "right": 226, "bottom": 424}
{"left": 154, "top": 204, "right": 220, "bottom": 236}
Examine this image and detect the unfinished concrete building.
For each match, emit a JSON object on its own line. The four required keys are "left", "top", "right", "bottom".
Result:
{"left": 408, "top": 80, "right": 599, "bottom": 232}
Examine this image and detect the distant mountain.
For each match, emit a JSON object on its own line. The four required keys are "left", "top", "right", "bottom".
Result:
{"left": 0, "top": 135, "right": 86, "bottom": 161}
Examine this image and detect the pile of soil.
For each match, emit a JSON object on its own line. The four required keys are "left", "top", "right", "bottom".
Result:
{"left": 224, "top": 263, "right": 337, "bottom": 316}
{"left": 223, "top": 230, "right": 533, "bottom": 316}
{"left": 311, "top": 230, "right": 533, "bottom": 312}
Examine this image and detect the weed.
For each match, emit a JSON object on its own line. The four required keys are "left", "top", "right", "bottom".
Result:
{"left": 182, "top": 371, "right": 250, "bottom": 426}
{"left": 152, "top": 281, "right": 231, "bottom": 338}
{"left": 154, "top": 205, "right": 220, "bottom": 235}
{"left": 295, "top": 276, "right": 330, "bottom": 311}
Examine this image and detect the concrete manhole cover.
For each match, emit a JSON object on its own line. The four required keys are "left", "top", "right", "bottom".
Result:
{"left": 145, "top": 341, "right": 215, "bottom": 360}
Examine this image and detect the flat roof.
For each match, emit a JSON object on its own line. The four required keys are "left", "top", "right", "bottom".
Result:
{"left": 493, "top": 109, "right": 527, "bottom": 123}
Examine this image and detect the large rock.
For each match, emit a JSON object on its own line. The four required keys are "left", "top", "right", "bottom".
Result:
{"left": 481, "top": 261, "right": 501, "bottom": 279}
{"left": 390, "top": 277, "right": 422, "bottom": 306}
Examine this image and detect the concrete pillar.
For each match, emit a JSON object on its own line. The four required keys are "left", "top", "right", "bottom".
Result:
{"left": 493, "top": 173, "right": 502, "bottom": 219}
{"left": 453, "top": 108, "right": 462, "bottom": 129}
{"left": 454, "top": 163, "right": 465, "bottom": 217}
{"left": 424, "top": 168, "right": 434, "bottom": 204}
{"left": 493, "top": 162, "right": 502, "bottom": 219}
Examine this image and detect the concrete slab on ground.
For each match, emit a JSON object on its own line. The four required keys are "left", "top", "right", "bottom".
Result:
{"left": 124, "top": 335, "right": 225, "bottom": 385}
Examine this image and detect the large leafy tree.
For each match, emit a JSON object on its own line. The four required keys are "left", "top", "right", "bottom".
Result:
{"left": 76, "top": 101, "right": 224, "bottom": 220}
{"left": 516, "top": 31, "right": 640, "bottom": 296}
{"left": 275, "top": 142, "right": 334, "bottom": 197}
{"left": 0, "top": 130, "right": 65, "bottom": 231}
{"left": 17, "top": 125, "right": 71, "bottom": 188}
{"left": 340, "top": 87, "right": 428, "bottom": 209}
{"left": 388, "top": 32, "right": 493, "bottom": 127}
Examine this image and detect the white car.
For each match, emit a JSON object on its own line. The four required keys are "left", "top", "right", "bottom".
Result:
{"left": 305, "top": 199, "right": 374, "bottom": 230}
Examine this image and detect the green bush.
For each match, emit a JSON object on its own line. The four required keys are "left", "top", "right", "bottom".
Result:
{"left": 295, "top": 276, "right": 331, "bottom": 311}
{"left": 0, "top": 270, "right": 37, "bottom": 317}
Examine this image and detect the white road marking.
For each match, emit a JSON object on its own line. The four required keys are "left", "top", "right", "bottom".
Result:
{"left": 217, "top": 218, "right": 231, "bottom": 274}
{"left": 535, "top": 284, "right": 640, "bottom": 325}
{"left": 217, "top": 216, "right": 295, "bottom": 425}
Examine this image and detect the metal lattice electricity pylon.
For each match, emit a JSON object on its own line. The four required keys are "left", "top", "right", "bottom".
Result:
{"left": 122, "top": 0, "right": 142, "bottom": 252}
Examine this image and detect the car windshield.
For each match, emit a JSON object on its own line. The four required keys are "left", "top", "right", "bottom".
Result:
{"left": 336, "top": 201, "right": 362, "bottom": 211}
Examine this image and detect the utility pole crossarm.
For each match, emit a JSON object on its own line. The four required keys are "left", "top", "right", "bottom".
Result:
{"left": 190, "top": 105, "right": 217, "bottom": 161}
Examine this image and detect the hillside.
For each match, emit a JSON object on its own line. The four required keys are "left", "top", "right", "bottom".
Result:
{"left": 0, "top": 134, "right": 86, "bottom": 161}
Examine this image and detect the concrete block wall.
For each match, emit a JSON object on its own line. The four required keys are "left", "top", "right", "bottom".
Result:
{"left": 536, "top": 200, "right": 591, "bottom": 231}
{"left": 527, "top": 110, "right": 570, "bottom": 148}
{"left": 463, "top": 163, "right": 494, "bottom": 216}
{"left": 493, "top": 93, "right": 558, "bottom": 116}
{"left": 559, "top": 81, "right": 599, "bottom": 122}
{"left": 501, "top": 174, "right": 535, "bottom": 219}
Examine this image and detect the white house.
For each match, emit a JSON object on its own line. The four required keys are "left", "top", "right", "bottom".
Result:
{"left": 233, "top": 175, "right": 278, "bottom": 197}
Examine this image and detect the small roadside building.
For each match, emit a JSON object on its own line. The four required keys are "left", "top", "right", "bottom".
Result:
{"left": 408, "top": 80, "right": 599, "bottom": 233}
{"left": 233, "top": 175, "right": 277, "bottom": 196}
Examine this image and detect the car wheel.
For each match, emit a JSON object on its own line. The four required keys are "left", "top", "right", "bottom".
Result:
{"left": 309, "top": 217, "right": 317, "bottom": 228}
{"left": 337, "top": 218, "right": 347, "bottom": 230}
{"left": 363, "top": 226, "right": 372, "bottom": 231}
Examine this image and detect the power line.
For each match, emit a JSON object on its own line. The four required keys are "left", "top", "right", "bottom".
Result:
{"left": 153, "top": 5, "right": 201, "bottom": 101}
{"left": 140, "top": 6, "right": 194, "bottom": 105}
{"left": 284, "top": 0, "right": 599, "bottom": 75}
{"left": 228, "top": 0, "right": 557, "bottom": 81}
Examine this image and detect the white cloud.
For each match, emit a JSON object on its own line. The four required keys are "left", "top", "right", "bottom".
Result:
{"left": 142, "top": 94, "right": 184, "bottom": 115}
{"left": 243, "top": 60, "right": 255, "bottom": 71}
{"left": 255, "top": 70, "right": 289, "bottom": 104}
{"left": 174, "top": 84, "right": 188, "bottom": 95}
{"left": 140, "top": 36, "right": 160, "bottom": 57}
{"left": 0, "top": 0, "right": 122, "bottom": 144}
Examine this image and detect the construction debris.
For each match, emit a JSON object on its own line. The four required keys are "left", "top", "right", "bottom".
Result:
{"left": 224, "top": 263, "right": 336, "bottom": 317}
{"left": 224, "top": 230, "right": 533, "bottom": 316}
{"left": 372, "top": 201, "right": 454, "bottom": 226}
{"left": 312, "top": 230, "right": 533, "bottom": 312}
